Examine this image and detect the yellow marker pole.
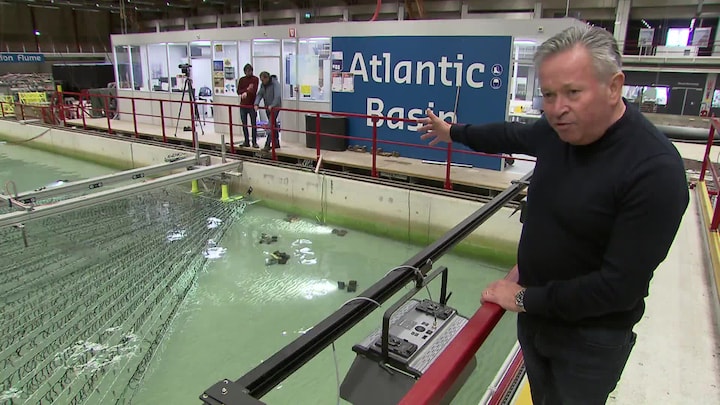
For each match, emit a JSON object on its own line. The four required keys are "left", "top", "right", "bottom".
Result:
{"left": 191, "top": 180, "right": 199, "bottom": 194}
{"left": 221, "top": 184, "right": 230, "bottom": 201}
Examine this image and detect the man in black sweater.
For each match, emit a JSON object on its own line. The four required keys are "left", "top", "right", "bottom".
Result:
{"left": 419, "top": 26, "right": 689, "bottom": 404}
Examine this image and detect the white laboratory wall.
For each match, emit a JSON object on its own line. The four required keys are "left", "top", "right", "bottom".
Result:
{"left": 110, "top": 18, "right": 587, "bottom": 143}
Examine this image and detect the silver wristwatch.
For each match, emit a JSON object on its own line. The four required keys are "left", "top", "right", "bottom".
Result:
{"left": 515, "top": 288, "right": 526, "bottom": 311}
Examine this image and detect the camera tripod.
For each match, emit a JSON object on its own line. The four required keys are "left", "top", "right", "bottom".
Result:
{"left": 173, "top": 72, "right": 205, "bottom": 137}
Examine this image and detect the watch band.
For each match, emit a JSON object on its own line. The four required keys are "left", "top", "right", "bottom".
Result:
{"left": 515, "top": 288, "right": 526, "bottom": 311}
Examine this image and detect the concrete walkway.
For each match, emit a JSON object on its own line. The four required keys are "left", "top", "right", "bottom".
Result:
{"left": 608, "top": 192, "right": 720, "bottom": 404}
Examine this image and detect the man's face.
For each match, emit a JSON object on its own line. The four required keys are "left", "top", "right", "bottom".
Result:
{"left": 245, "top": 68, "right": 253, "bottom": 77}
{"left": 538, "top": 45, "right": 622, "bottom": 145}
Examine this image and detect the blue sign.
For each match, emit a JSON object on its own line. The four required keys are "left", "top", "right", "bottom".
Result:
{"left": 0, "top": 53, "right": 45, "bottom": 63}
{"left": 331, "top": 36, "right": 512, "bottom": 170}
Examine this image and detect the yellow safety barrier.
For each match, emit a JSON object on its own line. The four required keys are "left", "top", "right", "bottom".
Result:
{"left": 0, "top": 95, "right": 14, "bottom": 115}
{"left": 697, "top": 181, "right": 720, "bottom": 305}
{"left": 18, "top": 92, "right": 47, "bottom": 105}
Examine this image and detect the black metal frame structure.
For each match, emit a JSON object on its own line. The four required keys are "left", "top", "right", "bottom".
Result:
{"left": 200, "top": 170, "right": 533, "bottom": 405}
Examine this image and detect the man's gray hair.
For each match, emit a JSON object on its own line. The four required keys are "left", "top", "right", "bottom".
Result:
{"left": 534, "top": 25, "right": 622, "bottom": 80}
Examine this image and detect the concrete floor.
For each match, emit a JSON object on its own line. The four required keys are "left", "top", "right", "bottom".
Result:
{"left": 607, "top": 192, "right": 720, "bottom": 404}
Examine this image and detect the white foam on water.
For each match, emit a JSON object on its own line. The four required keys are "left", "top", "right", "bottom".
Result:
{"left": 203, "top": 246, "right": 227, "bottom": 259}
{"left": 166, "top": 229, "right": 186, "bottom": 242}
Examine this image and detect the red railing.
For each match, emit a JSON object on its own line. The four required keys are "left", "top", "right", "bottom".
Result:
{"left": 698, "top": 117, "right": 720, "bottom": 231}
{"left": 399, "top": 266, "right": 519, "bottom": 405}
{"left": 0, "top": 98, "right": 62, "bottom": 126}
{"left": 2, "top": 91, "right": 537, "bottom": 190}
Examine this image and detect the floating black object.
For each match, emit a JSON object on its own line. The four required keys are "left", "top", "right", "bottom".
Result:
{"left": 332, "top": 229, "right": 348, "bottom": 237}
{"left": 285, "top": 214, "right": 300, "bottom": 223}
{"left": 347, "top": 280, "right": 357, "bottom": 293}
{"left": 338, "top": 281, "right": 346, "bottom": 290}
{"left": 259, "top": 233, "right": 278, "bottom": 244}
{"left": 265, "top": 251, "right": 290, "bottom": 266}
{"left": 274, "top": 251, "right": 290, "bottom": 265}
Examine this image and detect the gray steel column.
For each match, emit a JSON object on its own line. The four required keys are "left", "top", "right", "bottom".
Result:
{"left": 614, "top": 0, "right": 632, "bottom": 51}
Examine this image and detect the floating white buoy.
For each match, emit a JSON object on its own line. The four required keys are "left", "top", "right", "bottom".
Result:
{"left": 166, "top": 229, "right": 186, "bottom": 242}
{"left": 207, "top": 217, "right": 223, "bottom": 229}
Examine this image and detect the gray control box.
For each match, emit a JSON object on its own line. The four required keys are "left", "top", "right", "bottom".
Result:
{"left": 340, "top": 299, "right": 475, "bottom": 405}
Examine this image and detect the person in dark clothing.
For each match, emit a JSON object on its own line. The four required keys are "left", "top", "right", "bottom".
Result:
{"left": 419, "top": 25, "right": 689, "bottom": 405}
{"left": 237, "top": 64, "right": 260, "bottom": 148}
{"left": 254, "top": 71, "right": 282, "bottom": 150}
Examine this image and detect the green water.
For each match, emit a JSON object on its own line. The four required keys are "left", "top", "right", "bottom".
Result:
{"left": 131, "top": 205, "right": 518, "bottom": 405}
{"left": 0, "top": 143, "right": 519, "bottom": 405}
{"left": 0, "top": 142, "right": 116, "bottom": 195}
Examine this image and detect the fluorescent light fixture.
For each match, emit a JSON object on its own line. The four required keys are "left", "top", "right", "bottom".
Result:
{"left": 514, "top": 40, "right": 537, "bottom": 46}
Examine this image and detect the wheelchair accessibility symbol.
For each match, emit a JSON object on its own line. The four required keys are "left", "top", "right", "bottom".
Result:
{"left": 490, "top": 77, "right": 502, "bottom": 89}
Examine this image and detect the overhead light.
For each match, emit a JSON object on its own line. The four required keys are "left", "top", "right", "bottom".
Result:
{"left": 514, "top": 40, "right": 537, "bottom": 46}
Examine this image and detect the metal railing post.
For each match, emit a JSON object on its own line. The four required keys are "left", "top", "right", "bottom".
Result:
{"left": 444, "top": 144, "right": 453, "bottom": 190}
{"left": 315, "top": 112, "right": 321, "bottom": 159}
{"left": 80, "top": 93, "right": 87, "bottom": 130}
{"left": 104, "top": 95, "right": 112, "bottom": 134}
{"left": 700, "top": 122, "right": 716, "bottom": 182}
{"left": 270, "top": 108, "right": 277, "bottom": 161}
{"left": 159, "top": 100, "right": 166, "bottom": 142}
{"left": 131, "top": 98, "right": 138, "bottom": 137}
{"left": 371, "top": 117, "right": 378, "bottom": 177}
{"left": 228, "top": 105, "right": 235, "bottom": 154}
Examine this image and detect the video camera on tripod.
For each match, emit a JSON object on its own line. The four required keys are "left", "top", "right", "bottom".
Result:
{"left": 173, "top": 62, "right": 204, "bottom": 138}
{"left": 178, "top": 63, "right": 192, "bottom": 75}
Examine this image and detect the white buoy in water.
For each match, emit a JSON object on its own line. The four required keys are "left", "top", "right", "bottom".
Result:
{"left": 166, "top": 229, "right": 186, "bottom": 242}
{"left": 206, "top": 217, "right": 223, "bottom": 229}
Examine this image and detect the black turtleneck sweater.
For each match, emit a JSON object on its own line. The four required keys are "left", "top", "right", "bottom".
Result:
{"left": 450, "top": 102, "right": 689, "bottom": 328}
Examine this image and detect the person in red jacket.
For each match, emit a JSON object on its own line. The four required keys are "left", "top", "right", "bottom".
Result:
{"left": 237, "top": 63, "right": 259, "bottom": 148}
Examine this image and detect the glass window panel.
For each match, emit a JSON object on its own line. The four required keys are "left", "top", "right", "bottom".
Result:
{"left": 253, "top": 39, "right": 280, "bottom": 57}
{"left": 148, "top": 43, "right": 169, "bottom": 92}
{"left": 236, "top": 40, "right": 252, "bottom": 97}
{"left": 168, "top": 43, "right": 189, "bottom": 92}
{"left": 114, "top": 45, "right": 132, "bottom": 89}
{"left": 189, "top": 41, "right": 213, "bottom": 98}
{"left": 129, "top": 46, "right": 144, "bottom": 90}
{"left": 297, "top": 37, "right": 331, "bottom": 103}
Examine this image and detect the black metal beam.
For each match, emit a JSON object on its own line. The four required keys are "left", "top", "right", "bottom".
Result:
{"left": 200, "top": 170, "right": 533, "bottom": 404}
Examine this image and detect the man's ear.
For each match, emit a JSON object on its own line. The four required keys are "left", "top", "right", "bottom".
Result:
{"left": 608, "top": 72, "right": 625, "bottom": 102}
